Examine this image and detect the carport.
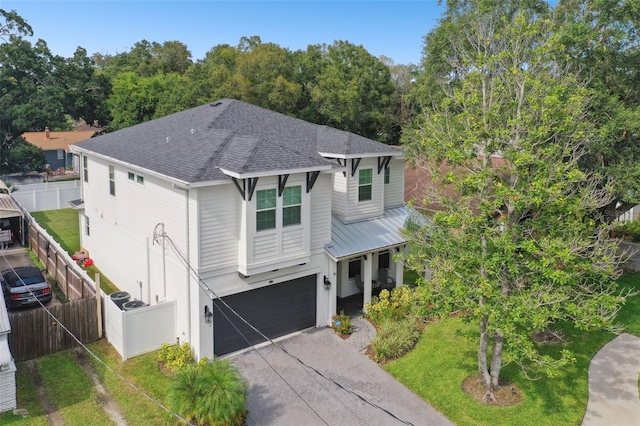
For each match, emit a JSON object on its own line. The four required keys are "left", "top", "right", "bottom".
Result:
{"left": 0, "top": 182, "right": 25, "bottom": 246}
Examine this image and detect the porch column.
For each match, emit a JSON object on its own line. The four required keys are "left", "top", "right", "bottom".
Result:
{"left": 395, "top": 245, "right": 406, "bottom": 287}
{"left": 363, "top": 252, "right": 374, "bottom": 307}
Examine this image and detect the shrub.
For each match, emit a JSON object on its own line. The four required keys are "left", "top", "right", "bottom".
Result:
{"left": 168, "top": 358, "right": 248, "bottom": 426}
{"left": 331, "top": 310, "right": 352, "bottom": 335}
{"left": 370, "top": 317, "right": 421, "bottom": 363}
{"left": 364, "top": 286, "right": 420, "bottom": 326}
{"left": 158, "top": 342, "right": 194, "bottom": 374}
{"left": 612, "top": 221, "right": 640, "bottom": 241}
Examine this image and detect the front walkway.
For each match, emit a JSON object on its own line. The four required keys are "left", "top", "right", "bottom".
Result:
{"left": 231, "top": 317, "right": 453, "bottom": 426}
{"left": 582, "top": 333, "right": 640, "bottom": 425}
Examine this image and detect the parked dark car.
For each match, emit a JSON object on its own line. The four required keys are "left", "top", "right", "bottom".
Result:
{"left": 1, "top": 266, "right": 52, "bottom": 309}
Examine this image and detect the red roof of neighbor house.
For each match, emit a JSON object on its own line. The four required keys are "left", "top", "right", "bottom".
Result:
{"left": 405, "top": 156, "right": 507, "bottom": 213}
{"left": 22, "top": 130, "right": 96, "bottom": 151}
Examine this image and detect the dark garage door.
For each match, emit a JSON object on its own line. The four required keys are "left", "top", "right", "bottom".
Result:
{"left": 213, "top": 274, "right": 317, "bottom": 356}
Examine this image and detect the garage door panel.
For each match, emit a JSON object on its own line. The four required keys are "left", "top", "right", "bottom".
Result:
{"left": 214, "top": 275, "right": 316, "bottom": 356}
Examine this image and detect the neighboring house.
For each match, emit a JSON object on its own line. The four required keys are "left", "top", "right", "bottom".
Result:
{"left": 71, "top": 99, "right": 410, "bottom": 359}
{"left": 0, "top": 291, "right": 16, "bottom": 413}
{"left": 22, "top": 128, "right": 96, "bottom": 172}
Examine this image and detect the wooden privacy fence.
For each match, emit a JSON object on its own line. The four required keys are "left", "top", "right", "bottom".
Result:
{"left": 8, "top": 298, "right": 100, "bottom": 362}
{"left": 29, "top": 223, "right": 95, "bottom": 300}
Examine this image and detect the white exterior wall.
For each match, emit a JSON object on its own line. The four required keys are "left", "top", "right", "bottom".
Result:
{"left": 80, "top": 155, "right": 192, "bottom": 346}
{"left": 332, "top": 170, "right": 347, "bottom": 216}
{"left": 384, "top": 159, "right": 405, "bottom": 208}
{"left": 310, "top": 173, "right": 333, "bottom": 251}
{"left": 237, "top": 174, "right": 312, "bottom": 276}
{"left": 197, "top": 184, "right": 240, "bottom": 272}
{"left": 344, "top": 158, "right": 385, "bottom": 222}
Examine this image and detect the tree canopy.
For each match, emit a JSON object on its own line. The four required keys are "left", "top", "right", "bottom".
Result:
{"left": 403, "top": 0, "right": 629, "bottom": 399}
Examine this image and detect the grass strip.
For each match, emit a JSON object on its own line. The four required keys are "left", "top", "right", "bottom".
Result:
{"left": 0, "top": 363, "right": 48, "bottom": 426}
{"left": 36, "top": 351, "right": 113, "bottom": 426}
{"left": 86, "top": 339, "right": 173, "bottom": 424}
{"left": 30, "top": 209, "right": 119, "bottom": 294}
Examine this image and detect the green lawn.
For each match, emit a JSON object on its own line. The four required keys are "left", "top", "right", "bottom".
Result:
{"left": 385, "top": 272, "right": 640, "bottom": 426}
{"left": 30, "top": 209, "right": 119, "bottom": 294}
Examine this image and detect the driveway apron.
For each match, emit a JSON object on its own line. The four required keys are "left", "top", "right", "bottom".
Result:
{"left": 230, "top": 317, "right": 453, "bottom": 426}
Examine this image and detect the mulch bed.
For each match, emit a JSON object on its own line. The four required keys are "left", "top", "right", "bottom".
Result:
{"left": 462, "top": 374, "right": 524, "bottom": 406}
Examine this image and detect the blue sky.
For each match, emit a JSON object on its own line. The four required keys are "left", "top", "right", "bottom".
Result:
{"left": 1, "top": 1, "right": 445, "bottom": 65}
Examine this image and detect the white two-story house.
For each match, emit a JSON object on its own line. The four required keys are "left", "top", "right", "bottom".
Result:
{"left": 72, "top": 99, "right": 410, "bottom": 358}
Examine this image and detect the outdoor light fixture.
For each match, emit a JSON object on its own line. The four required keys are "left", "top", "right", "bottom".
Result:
{"left": 323, "top": 275, "right": 331, "bottom": 291}
{"left": 204, "top": 305, "right": 213, "bottom": 324}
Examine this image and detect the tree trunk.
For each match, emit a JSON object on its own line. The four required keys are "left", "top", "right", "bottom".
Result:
{"left": 478, "top": 315, "right": 492, "bottom": 391}
{"left": 488, "top": 331, "right": 504, "bottom": 400}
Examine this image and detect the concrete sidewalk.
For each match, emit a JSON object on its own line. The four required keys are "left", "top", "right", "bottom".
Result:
{"left": 582, "top": 333, "right": 640, "bottom": 426}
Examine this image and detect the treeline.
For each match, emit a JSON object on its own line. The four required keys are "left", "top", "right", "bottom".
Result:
{"left": 0, "top": 8, "right": 417, "bottom": 174}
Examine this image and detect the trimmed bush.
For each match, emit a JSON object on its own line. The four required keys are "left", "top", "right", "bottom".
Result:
{"left": 370, "top": 317, "right": 422, "bottom": 363}
{"left": 158, "top": 342, "right": 194, "bottom": 374}
{"left": 168, "top": 358, "right": 248, "bottom": 426}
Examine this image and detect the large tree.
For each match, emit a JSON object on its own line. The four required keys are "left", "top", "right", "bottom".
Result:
{"left": 0, "top": 9, "right": 109, "bottom": 173}
{"left": 554, "top": 0, "right": 640, "bottom": 219}
{"left": 403, "top": 3, "right": 627, "bottom": 400}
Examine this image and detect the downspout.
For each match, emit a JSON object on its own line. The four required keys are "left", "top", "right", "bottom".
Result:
{"left": 185, "top": 187, "right": 191, "bottom": 345}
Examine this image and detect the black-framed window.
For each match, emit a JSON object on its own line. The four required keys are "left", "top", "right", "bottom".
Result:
{"left": 85, "top": 216, "right": 90, "bottom": 236}
{"left": 348, "top": 259, "right": 361, "bottom": 278}
{"left": 384, "top": 166, "right": 390, "bottom": 184}
{"left": 379, "top": 251, "right": 390, "bottom": 269}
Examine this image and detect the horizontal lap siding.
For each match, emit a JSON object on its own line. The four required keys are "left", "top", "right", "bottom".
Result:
{"left": 253, "top": 233, "right": 278, "bottom": 260}
{"left": 384, "top": 159, "right": 405, "bottom": 208}
{"left": 199, "top": 185, "right": 239, "bottom": 269}
{"left": 346, "top": 158, "right": 384, "bottom": 220}
{"left": 282, "top": 228, "right": 305, "bottom": 255}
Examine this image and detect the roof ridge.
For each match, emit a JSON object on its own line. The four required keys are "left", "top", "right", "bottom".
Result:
{"left": 191, "top": 130, "right": 236, "bottom": 181}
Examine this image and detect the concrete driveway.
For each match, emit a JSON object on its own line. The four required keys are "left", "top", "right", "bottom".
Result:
{"left": 230, "top": 317, "right": 453, "bottom": 426}
{"left": 0, "top": 245, "right": 60, "bottom": 311}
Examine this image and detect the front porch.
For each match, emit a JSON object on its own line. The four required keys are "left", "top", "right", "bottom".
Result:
{"left": 325, "top": 206, "right": 413, "bottom": 319}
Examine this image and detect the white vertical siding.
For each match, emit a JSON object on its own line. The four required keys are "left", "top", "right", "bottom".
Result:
{"left": 384, "top": 159, "right": 405, "bottom": 208}
{"left": 310, "top": 173, "right": 333, "bottom": 250}
{"left": 198, "top": 185, "right": 240, "bottom": 270}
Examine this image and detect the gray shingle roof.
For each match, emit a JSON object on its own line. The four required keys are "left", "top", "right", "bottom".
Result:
{"left": 75, "top": 99, "right": 402, "bottom": 184}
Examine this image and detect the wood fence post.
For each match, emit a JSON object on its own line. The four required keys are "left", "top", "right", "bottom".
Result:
{"left": 95, "top": 273, "right": 102, "bottom": 339}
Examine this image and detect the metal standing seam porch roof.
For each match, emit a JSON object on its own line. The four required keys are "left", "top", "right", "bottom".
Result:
{"left": 325, "top": 206, "right": 413, "bottom": 260}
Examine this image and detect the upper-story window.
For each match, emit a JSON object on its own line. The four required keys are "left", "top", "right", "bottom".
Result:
{"left": 83, "top": 156, "right": 88, "bottom": 182}
{"left": 256, "top": 189, "right": 277, "bottom": 231}
{"left": 384, "top": 166, "right": 390, "bottom": 184}
{"left": 109, "top": 165, "right": 115, "bottom": 196}
{"left": 283, "top": 186, "right": 301, "bottom": 226}
{"left": 57, "top": 149, "right": 64, "bottom": 160}
{"left": 85, "top": 215, "right": 90, "bottom": 236}
{"left": 129, "top": 171, "right": 145, "bottom": 185}
{"left": 358, "top": 169, "right": 373, "bottom": 201}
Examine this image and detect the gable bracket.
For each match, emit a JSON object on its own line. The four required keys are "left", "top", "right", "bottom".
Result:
{"left": 231, "top": 177, "right": 246, "bottom": 200}
{"left": 377, "top": 156, "right": 391, "bottom": 174}
{"left": 336, "top": 158, "right": 346, "bottom": 167}
{"left": 246, "top": 177, "right": 259, "bottom": 201}
{"left": 278, "top": 174, "right": 289, "bottom": 196}
{"left": 306, "top": 171, "right": 320, "bottom": 193}
{"left": 351, "top": 158, "right": 361, "bottom": 177}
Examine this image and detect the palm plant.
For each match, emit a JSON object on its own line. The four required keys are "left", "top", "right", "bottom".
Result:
{"left": 168, "top": 358, "right": 248, "bottom": 425}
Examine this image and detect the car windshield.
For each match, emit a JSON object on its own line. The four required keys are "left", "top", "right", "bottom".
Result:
{"left": 4, "top": 269, "right": 45, "bottom": 288}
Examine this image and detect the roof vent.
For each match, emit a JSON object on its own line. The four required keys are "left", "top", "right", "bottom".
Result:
{"left": 190, "top": 128, "right": 195, "bottom": 135}
{"left": 210, "top": 101, "right": 222, "bottom": 107}
{"left": 166, "top": 136, "right": 171, "bottom": 143}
